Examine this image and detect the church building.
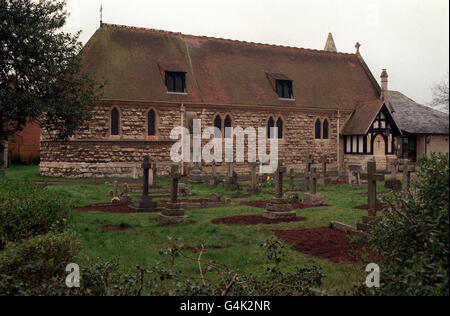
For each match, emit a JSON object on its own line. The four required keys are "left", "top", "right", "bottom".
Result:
{"left": 39, "top": 24, "right": 449, "bottom": 178}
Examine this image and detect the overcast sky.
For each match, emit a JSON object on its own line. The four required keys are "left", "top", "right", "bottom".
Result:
{"left": 63, "top": 0, "right": 449, "bottom": 106}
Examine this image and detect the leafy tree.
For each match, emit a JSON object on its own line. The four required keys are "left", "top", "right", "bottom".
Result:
{"left": 362, "top": 153, "right": 449, "bottom": 296}
{"left": 0, "top": 0, "right": 103, "bottom": 163}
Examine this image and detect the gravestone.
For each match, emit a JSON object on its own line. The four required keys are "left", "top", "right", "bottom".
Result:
{"left": 285, "top": 168, "right": 298, "bottom": 201}
{"left": 401, "top": 159, "right": 415, "bottom": 192}
{"left": 385, "top": 159, "right": 401, "bottom": 190}
{"left": 296, "top": 155, "right": 314, "bottom": 191}
{"left": 262, "top": 160, "right": 296, "bottom": 219}
{"left": 108, "top": 181, "right": 119, "bottom": 198}
{"left": 130, "top": 155, "right": 158, "bottom": 213}
{"left": 248, "top": 162, "right": 261, "bottom": 193}
{"left": 177, "top": 183, "right": 191, "bottom": 197}
{"left": 348, "top": 164, "right": 362, "bottom": 187}
{"left": 209, "top": 161, "right": 220, "bottom": 187}
{"left": 318, "top": 156, "right": 330, "bottom": 186}
{"left": 149, "top": 163, "right": 157, "bottom": 188}
{"left": 158, "top": 164, "right": 188, "bottom": 224}
{"left": 224, "top": 171, "right": 242, "bottom": 191}
{"left": 357, "top": 161, "right": 384, "bottom": 233}
{"left": 302, "top": 168, "right": 324, "bottom": 205}
{"left": 189, "top": 161, "right": 204, "bottom": 183}
{"left": 119, "top": 183, "right": 132, "bottom": 204}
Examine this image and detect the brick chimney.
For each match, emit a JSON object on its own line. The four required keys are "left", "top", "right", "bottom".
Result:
{"left": 380, "top": 69, "right": 389, "bottom": 107}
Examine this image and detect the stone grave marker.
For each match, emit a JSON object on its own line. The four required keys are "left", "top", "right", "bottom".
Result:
{"left": 318, "top": 155, "right": 330, "bottom": 186}
{"left": 130, "top": 155, "right": 158, "bottom": 212}
{"left": 119, "top": 183, "right": 132, "bottom": 204}
{"left": 248, "top": 162, "right": 261, "bottom": 193}
{"left": 108, "top": 181, "right": 119, "bottom": 198}
{"left": 357, "top": 161, "right": 385, "bottom": 233}
{"left": 177, "top": 183, "right": 191, "bottom": 197}
{"left": 209, "top": 160, "right": 220, "bottom": 187}
{"left": 189, "top": 161, "right": 204, "bottom": 183}
{"left": 302, "top": 168, "right": 324, "bottom": 205}
{"left": 348, "top": 164, "right": 362, "bottom": 187}
{"left": 401, "top": 159, "right": 416, "bottom": 192}
{"left": 296, "top": 155, "right": 314, "bottom": 191}
{"left": 224, "top": 170, "right": 242, "bottom": 191}
{"left": 149, "top": 163, "right": 157, "bottom": 188}
{"left": 262, "top": 160, "right": 296, "bottom": 219}
{"left": 158, "top": 164, "right": 188, "bottom": 224}
{"left": 385, "top": 159, "right": 401, "bottom": 190}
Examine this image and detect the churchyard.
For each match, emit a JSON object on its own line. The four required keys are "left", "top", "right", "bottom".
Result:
{"left": 4, "top": 159, "right": 396, "bottom": 294}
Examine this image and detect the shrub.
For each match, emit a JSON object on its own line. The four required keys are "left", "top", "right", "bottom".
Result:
{"left": 0, "top": 178, "right": 71, "bottom": 250}
{"left": 0, "top": 232, "right": 80, "bottom": 296}
{"left": 363, "top": 152, "right": 449, "bottom": 296}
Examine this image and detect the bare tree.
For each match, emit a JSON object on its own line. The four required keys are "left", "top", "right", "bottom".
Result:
{"left": 429, "top": 73, "right": 449, "bottom": 113}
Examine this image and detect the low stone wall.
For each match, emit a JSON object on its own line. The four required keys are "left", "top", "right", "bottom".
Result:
{"left": 343, "top": 154, "right": 396, "bottom": 172}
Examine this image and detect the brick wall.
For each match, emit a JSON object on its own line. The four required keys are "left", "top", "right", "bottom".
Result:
{"left": 8, "top": 120, "right": 40, "bottom": 163}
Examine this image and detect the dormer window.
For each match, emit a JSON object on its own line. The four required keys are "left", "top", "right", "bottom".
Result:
{"left": 276, "top": 79, "right": 293, "bottom": 99}
{"left": 165, "top": 71, "right": 186, "bottom": 93}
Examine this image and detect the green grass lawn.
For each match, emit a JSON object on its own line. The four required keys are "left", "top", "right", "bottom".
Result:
{"left": 5, "top": 165, "right": 388, "bottom": 295}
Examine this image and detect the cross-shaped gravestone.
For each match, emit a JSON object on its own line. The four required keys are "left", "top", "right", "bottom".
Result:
{"left": 142, "top": 155, "right": 152, "bottom": 196}
{"left": 361, "top": 161, "right": 384, "bottom": 217}
{"left": 169, "top": 164, "right": 181, "bottom": 203}
{"left": 319, "top": 155, "right": 328, "bottom": 186}
{"left": 131, "top": 155, "right": 158, "bottom": 213}
{"left": 289, "top": 168, "right": 295, "bottom": 191}
{"left": 304, "top": 154, "right": 314, "bottom": 174}
{"left": 309, "top": 168, "right": 319, "bottom": 195}
{"left": 275, "top": 160, "right": 287, "bottom": 199}
{"left": 401, "top": 159, "right": 415, "bottom": 192}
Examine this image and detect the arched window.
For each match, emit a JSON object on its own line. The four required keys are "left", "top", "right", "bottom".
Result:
{"left": 111, "top": 108, "right": 119, "bottom": 136}
{"left": 315, "top": 119, "right": 321, "bottom": 139}
{"left": 148, "top": 109, "right": 156, "bottom": 136}
{"left": 323, "top": 119, "right": 329, "bottom": 139}
{"left": 267, "top": 117, "right": 275, "bottom": 138}
{"left": 224, "top": 115, "right": 232, "bottom": 138}
{"left": 214, "top": 115, "right": 222, "bottom": 138}
{"left": 276, "top": 117, "right": 283, "bottom": 139}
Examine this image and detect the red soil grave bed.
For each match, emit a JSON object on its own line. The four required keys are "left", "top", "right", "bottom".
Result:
{"left": 227, "top": 193, "right": 251, "bottom": 199}
{"left": 354, "top": 203, "right": 386, "bottom": 212}
{"left": 273, "top": 227, "right": 380, "bottom": 264}
{"left": 212, "top": 215, "right": 306, "bottom": 226}
{"left": 103, "top": 225, "right": 133, "bottom": 231}
{"left": 73, "top": 204, "right": 135, "bottom": 214}
{"left": 245, "top": 200, "right": 328, "bottom": 210}
{"left": 152, "top": 218, "right": 196, "bottom": 227}
{"left": 330, "top": 179, "right": 347, "bottom": 186}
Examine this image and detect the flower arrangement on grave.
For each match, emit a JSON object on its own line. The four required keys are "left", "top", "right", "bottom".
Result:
{"left": 259, "top": 176, "right": 275, "bottom": 188}
{"left": 111, "top": 197, "right": 120, "bottom": 204}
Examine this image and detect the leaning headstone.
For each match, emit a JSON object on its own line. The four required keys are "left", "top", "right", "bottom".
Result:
{"left": 302, "top": 168, "right": 324, "bottom": 205}
{"left": 248, "top": 162, "right": 261, "bottom": 193}
{"left": 318, "top": 155, "right": 330, "bottom": 186}
{"left": 348, "top": 164, "right": 362, "bottom": 187}
{"left": 130, "top": 155, "right": 158, "bottom": 213}
{"left": 385, "top": 159, "right": 401, "bottom": 190}
{"left": 158, "top": 164, "right": 187, "bottom": 224}
{"left": 209, "top": 161, "right": 220, "bottom": 187}
{"left": 357, "top": 161, "right": 384, "bottom": 233}
{"left": 189, "top": 161, "right": 204, "bottom": 183}
{"left": 262, "top": 160, "right": 296, "bottom": 219}
{"left": 401, "top": 159, "right": 415, "bottom": 192}
{"left": 108, "top": 181, "right": 119, "bottom": 198}
{"left": 285, "top": 168, "right": 298, "bottom": 201}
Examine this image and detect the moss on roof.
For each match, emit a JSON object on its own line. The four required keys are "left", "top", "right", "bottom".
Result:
{"left": 81, "top": 23, "right": 380, "bottom": 108}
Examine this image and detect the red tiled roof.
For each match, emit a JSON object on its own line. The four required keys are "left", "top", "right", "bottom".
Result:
{"left": 81, "top": 23, "right": 380, "bottom": 109}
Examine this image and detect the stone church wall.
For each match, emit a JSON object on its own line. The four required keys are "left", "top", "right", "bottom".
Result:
{"left": 40, "top": 102, "right": 351, "bottom": 178}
